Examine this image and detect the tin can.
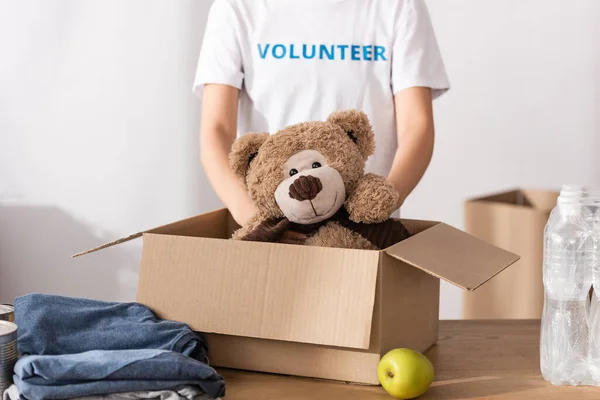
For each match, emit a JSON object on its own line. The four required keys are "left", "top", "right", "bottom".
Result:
{"left": 0, "top": 321, "right": 18, "bottom": 394}
{"left": 0, "top": 305, "right": 14, "bottom": 322}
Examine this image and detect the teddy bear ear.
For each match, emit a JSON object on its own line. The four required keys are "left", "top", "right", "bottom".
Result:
{"left": 229, "top": 132, "right": 270, "bottom": 182}
{"left": 326, "top": 109, "right": 375, "bottom": 160}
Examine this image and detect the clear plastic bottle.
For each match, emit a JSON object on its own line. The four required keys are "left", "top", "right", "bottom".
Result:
{"left": 585, "top": 190, "right": 600, "bottom": 383}
{"left": 540, "top": 185, "right": 592, "bottom": 386}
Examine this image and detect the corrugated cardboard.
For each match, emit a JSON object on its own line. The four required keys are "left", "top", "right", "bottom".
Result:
{"left": 75, "top": 208, "right": 519, "bottom": 384}
{"left": 463, "top": 188, "right": 558, "bottom": 319}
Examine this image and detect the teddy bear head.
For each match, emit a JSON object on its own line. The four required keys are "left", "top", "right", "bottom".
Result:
{"left": 229, "top": 109, "right": 375, "bottom": 224}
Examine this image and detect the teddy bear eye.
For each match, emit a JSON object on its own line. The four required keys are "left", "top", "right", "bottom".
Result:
{"left": 312, "top": 162, "right": 321, "bottom": 169}
{"left": 289, "top": 168, "right": 298, "bottom": 176}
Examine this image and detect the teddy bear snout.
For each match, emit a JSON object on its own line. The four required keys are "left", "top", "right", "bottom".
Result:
{"left": 288, "top": 175, "right": 323, "bottom": 201}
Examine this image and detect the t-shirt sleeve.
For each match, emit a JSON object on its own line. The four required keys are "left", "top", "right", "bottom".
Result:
{"left": 192, "top": 0, "right": 244, "bottom": 99}
{"left": 391, "top": 0, "right": 450, "bottom": 100}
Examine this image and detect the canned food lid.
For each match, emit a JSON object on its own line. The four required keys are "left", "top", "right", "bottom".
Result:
{"left": 0, "top": 321, "right": 17, "bottom": 345}
{"left": 0, "top": 305, "right": 13, "bottom": 314}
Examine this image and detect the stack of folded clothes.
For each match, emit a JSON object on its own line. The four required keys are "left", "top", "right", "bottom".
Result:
{"left": 3, "top": 294, "right": 225, "bottom": 400}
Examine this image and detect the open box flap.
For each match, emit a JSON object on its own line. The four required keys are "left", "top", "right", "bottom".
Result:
{"left": 72, "top": 209, "right": 231, "bottom": 257}
{"left": 466, "top": 187, "right": 559, "bottom": 213}
{"left": 384, "top": 222, "right": 520, "bottom": 291}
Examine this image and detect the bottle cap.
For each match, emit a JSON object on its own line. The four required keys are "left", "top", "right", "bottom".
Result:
{"left": 561, "top": 184, "right": 585, "bottom": 193}
{"left": 557, "top": 185, "right": 583, "bottom": 215}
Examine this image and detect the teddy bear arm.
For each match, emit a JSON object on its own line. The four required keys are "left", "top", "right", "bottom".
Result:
{"left": 231, "top": 214, "right": 293, "bottom": 243}
{"left": 231, "top": 214, "right": 264, "bottom": 240}
{"left": 345, "top": 173, "right": 400, "bottom": 223}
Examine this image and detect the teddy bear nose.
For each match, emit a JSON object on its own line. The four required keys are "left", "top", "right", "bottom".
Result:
{"left": 289, "top": 175, "right": 323, "bottom": 201}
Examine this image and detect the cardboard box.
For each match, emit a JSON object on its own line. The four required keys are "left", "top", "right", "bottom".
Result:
{"left": 463, "top": 188, "right": 558, "bottom": 319}
{"left": 76, "top": 208, "right": 519, "bottom": 384}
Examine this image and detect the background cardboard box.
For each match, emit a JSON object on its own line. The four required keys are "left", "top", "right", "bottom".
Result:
{"left": 463, "top": 188, "right": 558, "bottom": 319}
{"left": 76, "top": 208, "right": 519, "bottom": 384}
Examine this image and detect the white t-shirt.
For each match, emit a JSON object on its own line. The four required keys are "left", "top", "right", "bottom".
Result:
{"left": 193, "top": 0, "right": 450, "bottom": 177}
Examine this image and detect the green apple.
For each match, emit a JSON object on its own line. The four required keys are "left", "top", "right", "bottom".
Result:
{"left": 377, "top": 348, "right": 434, "bottom": 399}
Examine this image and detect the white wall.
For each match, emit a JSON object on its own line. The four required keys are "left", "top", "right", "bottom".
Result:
{"left": 405, "top": 0, "right": 600, "bottom": 318}
{"left": 1, "top": 1, "right": 599, "bottom": 319}
{"left": 0, "top": 1, "right": 220, "bottom": 303}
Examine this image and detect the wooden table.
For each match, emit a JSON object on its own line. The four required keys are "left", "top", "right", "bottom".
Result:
{"left": 219, "top": 320, "right": 600, "bottom": 399}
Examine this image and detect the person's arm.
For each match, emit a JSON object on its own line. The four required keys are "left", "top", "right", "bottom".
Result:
{"left": 200, "top": 84, "right": 258, "bottom": 226}
{"left": 386, "top": 86, "right": 435, "bottom": 207}
{"left": 386, "top": 0, "right": 449, "bottom": 207}
{"left": 199, "top": 85, "right": 307, "bottom": 243}
{"left": 192, "top": 0, "right": 255, "bottom": 224}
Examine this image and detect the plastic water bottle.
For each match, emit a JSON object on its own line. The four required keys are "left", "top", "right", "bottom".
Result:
{"left": 540, "top": 185, "right": 593, "bottom": 386}
{"left": 586, "top": 191, "right": 600, "bottom": 383}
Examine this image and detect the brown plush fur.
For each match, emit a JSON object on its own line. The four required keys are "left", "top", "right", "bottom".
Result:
{"left": 346, "top": 173, "right": 400, "bottom": 223}
{"left": 229, "top": 132, "right": 269, "bottom": 180}
{"left": 325, "top": 110, "right": 375, "bottom": 161}
{"left": 303, "top": 222, "right": 376, "bottom": 250}
{"left": 231, "top": 213, "right": 266, "bottom": 240}
{"left": 229, "top": 109, "right": 406, "bottom": 249}
{"left": 229, "top": 109, "right": 376, "bottom": 220}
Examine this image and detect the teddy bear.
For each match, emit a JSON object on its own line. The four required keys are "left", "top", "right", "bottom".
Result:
{"left": 228, "top": 109, "right": 412, "bottom": 250}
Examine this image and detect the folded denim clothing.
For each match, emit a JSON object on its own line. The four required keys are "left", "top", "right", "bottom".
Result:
{"left": 3, "top": 383, "right": 216, "bottom": 400}
{"left": 12, "top": 294, "right": 226, "bottom": 399}
{"left": 14, "top": 294, "right": 206, "bottom": 362}
{"left": 12, "top": 350, "right": 225, "bottom": 400}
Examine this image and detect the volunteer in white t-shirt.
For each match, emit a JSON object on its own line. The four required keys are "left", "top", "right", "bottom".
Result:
{"left": 194, "top": 0, "right": 450, "bottom": 228}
